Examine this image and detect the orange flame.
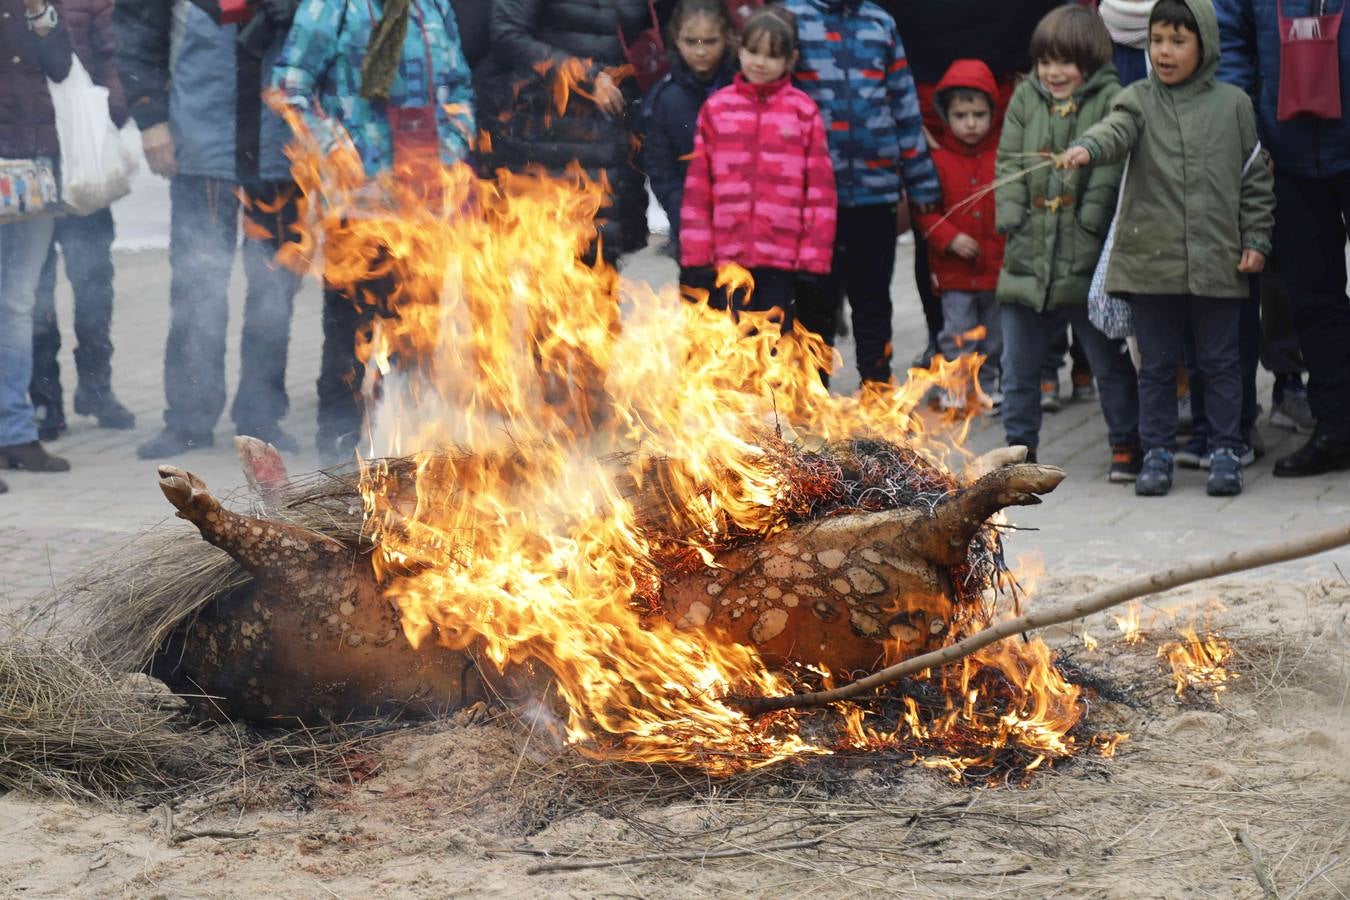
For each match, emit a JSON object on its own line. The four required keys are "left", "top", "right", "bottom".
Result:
{"left": 1158, "top": 627, "right": 1234, "bottom": 698}
{"left": 268, "top": 101, "right": 1098, "bottom": 776}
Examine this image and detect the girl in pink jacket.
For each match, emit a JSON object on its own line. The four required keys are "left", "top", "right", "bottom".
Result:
{"left": 679, "top": 6, "right": 837, "bottom": 326}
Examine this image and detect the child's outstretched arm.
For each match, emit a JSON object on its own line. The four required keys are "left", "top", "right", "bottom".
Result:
{"left": 885, "top": 32, "right": 941, "bottom": 208}
{"left": 1236, "top": 96, "right": 1274, "bottom": 272}
{"left": 797, "top": 110, "right": 839, "bottom": 275}
{"left": 1069, "top": 89, "right": 1144, "bottom": 168}
{"left": 994, "top": 88, "right": 1031, "bottom": 234}
{"left": 678, "top": 110, "right": 717, "bottom": 269}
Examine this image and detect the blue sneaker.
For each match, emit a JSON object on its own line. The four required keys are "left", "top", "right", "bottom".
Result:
{"left": 1135, "top": 448, "right": 1174, "bottom": 497}
{"left": 1207, "top": 447, "right": 1244, "bottom": 496}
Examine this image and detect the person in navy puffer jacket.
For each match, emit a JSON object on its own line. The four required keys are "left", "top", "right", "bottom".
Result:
{"left": 1216, "top": 0, "right": 1350, "bottom": 477}
{"left": 784, "top": 0, "right": 941, "bottom": 388}
{"left": 638, "top": 0, "right": 737, "bottom": 261}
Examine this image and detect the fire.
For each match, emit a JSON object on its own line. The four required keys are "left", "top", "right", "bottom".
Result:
{"left": 1112, "top": 602, "right": 1144, "bottom": 644}
{"left": 268, "top": 94, "right": 1106, "bottom": 776}
{"left": 1158, "top": 627, "right": 1235, "bottom": 698}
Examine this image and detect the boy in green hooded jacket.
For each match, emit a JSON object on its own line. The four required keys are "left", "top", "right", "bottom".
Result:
{"left": 1062, "top": 0, "right": 1275, "bottom": 499}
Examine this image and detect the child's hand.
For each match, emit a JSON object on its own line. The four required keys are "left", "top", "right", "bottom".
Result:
{"left": 1058, "top": 147, "right": 1091, "bottom": 169}
{"left": 1238, "top": 249, "right": 1267, "bottom": 274}
{"left": 949, "top": 233, "right": 982, "bottom": 260}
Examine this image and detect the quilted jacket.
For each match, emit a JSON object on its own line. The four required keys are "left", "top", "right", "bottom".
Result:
{"left": 680, "top": 74, "right": 837, "bottom": 275}
{"left": 994, "top": 65, "right": 1123, "bottom": 311}
{"left": 782, "top": 0, "right": 939, "bottom": 208}
{"left": 63, "top": 0, "right": 126, "bottom": 127}
{"left": 0, "top": 0, "right": 72, "bottom": 160}
{"left": 273, "top": 0, "right": 475, "bottom": 176}
{"left": 915, "top": 60, "right": 1005, "bottom": 293}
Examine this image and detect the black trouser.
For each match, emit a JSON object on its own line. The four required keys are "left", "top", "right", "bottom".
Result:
{"left": 682, "top": 265, "right": 795, "bottom": 328}
{"left": 30, "top": 207, "right": 116, "bottom": 412}
{"left": 318, "top": 286, "right": 368, "bottom": 451}
{"left": 1130, "top": 294, "right": 1243, "bottom": 452}
{"left": 1258, "top": 255, "right": 1305, "bottom": 379}
{"left": 913, "top": 230, "right": 942, "bottom": 344}
{"left": 1273, "top": 171, "right": 1350, "bottom": 440}
{"left": 795, "top": 203, "right": 899, "bottom": 384}
{"left": 164, "top": 176, "right": 301, "bottom": 434}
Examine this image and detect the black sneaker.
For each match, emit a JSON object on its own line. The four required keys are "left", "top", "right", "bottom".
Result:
{"left": 34, "top": 403, "right": 67, "bottom": 442}
{"left": 0, "top": 440, "right": 71, "bottom": 472}
{"left": 1135, "top": 448, "right": 1174, "bottom": 497}
{"left": 1108, "top": 445, "right": 1142, "bottom": 483}
{"left": 137, "top": 428, "right": 214, "bottom": 460}
{"left": 73, "top": 385, "right": 136, "bottom": 430}
{"left": 1207, "top": 447, "right": 1244, "bottom": 496}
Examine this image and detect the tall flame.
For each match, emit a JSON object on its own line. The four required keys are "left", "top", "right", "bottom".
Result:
{"left": 270, "top": 96, "right": 1095, "bottom": 775}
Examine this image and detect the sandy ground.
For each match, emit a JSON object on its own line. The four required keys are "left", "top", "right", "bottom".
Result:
{"left": 3, "top": 573, "right": 1346, "bottom": 899}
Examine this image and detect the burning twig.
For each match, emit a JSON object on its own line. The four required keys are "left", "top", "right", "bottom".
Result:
{"left": 732, "top": 523, "right": 1350, "bottom": 715}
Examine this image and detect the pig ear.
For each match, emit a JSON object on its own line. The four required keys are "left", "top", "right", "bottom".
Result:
{"left": 236, "top": 435, "right": 290, "bottom": 496}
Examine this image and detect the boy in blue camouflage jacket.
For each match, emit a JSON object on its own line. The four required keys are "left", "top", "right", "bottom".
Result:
{"left": 784, "top": 0, "right": 940, "bottom": 387}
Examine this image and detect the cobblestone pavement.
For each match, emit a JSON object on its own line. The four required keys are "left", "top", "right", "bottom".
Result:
{"left": 3, "top": 239, "right": 1347, "bottom": 618}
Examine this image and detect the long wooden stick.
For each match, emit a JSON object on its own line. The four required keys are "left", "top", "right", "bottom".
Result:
{"left": 733, "top": 523, "right": 1350, "bottom": 716}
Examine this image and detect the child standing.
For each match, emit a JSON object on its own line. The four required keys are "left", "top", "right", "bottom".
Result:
{"left": 1063, "top": 0, "right": 1274, "bottom": 497}
{"left": 915, "top": 59, "right": 1006, "bottom": 411}
{"left": 784, "top": 0, "right": 941, "bottom": 387}
{"left": 639, "top": 0, "right": 738, "bottom": 261}
{"left": 995, "top": 5, "right": 1141, "bottom": 478}
{"left": 680, "top": 7, "right": 837, "bottom": 322}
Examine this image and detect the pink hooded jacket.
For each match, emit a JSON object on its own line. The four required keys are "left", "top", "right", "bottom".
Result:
{"left": 680, "top": 73, "right": 837, "bottom": 275}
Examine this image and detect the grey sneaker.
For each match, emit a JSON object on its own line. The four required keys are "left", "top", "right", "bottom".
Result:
{"left": 1135, "top": 448, "right": 1174, "bottom": 496}
{"left": 1207, "top": 447, "right": 1244, "bottom": 496}
{"left": 1270, "top": 387, "right": 1316, "bottom": 435}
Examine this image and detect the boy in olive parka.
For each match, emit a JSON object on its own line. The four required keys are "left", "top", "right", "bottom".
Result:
{"left": 994, "top": 5, "right": 1141, "bottom": 479}
{"left": 1064, "top": 0, "right": 1275, "bottom": 498}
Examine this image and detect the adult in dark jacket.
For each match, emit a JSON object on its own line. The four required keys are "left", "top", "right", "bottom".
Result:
{"left": 115, "top": 0, "right": 304, "bottom": 458}
{"left": 488, "top": 0, "right": 652, "bottom": 261}
{"left": 1216, "top": 0, "right": 1350, "bottom": 476}
{"left": 29, "top": 0, "right": 135, "bottom": 441}
{"left": 0, "top": 0, "right": 74, "bottom": 492}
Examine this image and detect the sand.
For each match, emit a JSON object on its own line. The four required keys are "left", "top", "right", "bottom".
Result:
{"left": 2, "top": 574, "right": 1348, "bottom": 899}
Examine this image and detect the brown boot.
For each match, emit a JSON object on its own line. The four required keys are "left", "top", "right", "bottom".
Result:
{"left": 0, "top": 441, "right": 71, "bottom": 472}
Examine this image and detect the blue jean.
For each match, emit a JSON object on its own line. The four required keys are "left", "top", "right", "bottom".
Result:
{"left": 31, "top": 207, "right": 117, "bottom": 411}
{"left": 164, "top": 176, "right": 301, "bottom": 434}
{"left": 1131, "top": 294, "right": 1243, "bottom": 452}
{"left": 939, "top": 290, "right": 1001, "bottom": 394}
{"left": 0, "top": 215, "right": 57, "bottom": 447}
{"left": 1001, "top": 302, "right": 1139, "bottom": 450}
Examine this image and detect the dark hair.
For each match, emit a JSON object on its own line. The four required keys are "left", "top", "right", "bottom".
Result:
{"left": 939, "top": 87, "right": 993, "bottom": 114}
{"left": 1150, "top": 0, "right": 1203, "bottom": 51}
{"left": 740, "top": 5, "right": 798, "bottom": 59}
{"left": 1028, "top": 5, "right": 1113, "bottom": 74}
{"left": 667, "top": 0, "right": 734, "bottom": 44}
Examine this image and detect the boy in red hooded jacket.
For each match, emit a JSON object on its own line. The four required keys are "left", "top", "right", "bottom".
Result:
{"left": 916, "top": 59, "right": 1006, "bottom": 411}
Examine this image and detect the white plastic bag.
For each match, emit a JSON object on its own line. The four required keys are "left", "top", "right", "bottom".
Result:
{"left": 47, "top": 56, "right": 136, "bottom": 216}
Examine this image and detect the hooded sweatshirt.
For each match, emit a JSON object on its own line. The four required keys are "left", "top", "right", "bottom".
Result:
{"left": 680, "top": 74, "right": 838, "bottom": 275}
{"left": 1076, "top": 0, "right": 1275, "bottom": 300}
{"left": 916, "top": 60, "right": 1005, "bottom": 293}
